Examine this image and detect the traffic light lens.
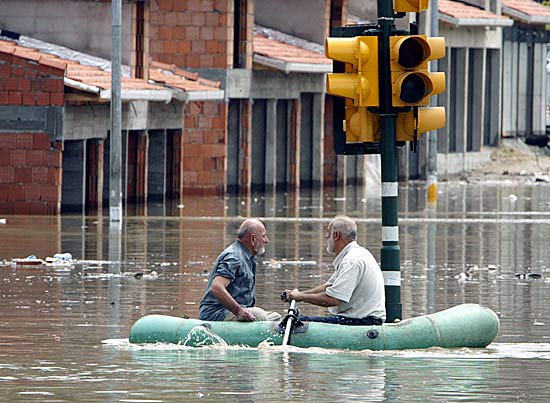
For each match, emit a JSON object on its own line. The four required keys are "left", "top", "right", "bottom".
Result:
{"left": 400, "top": 74, "right": 427, "bottom": 103}
{"left": 398, "top": 39, "right": 426, "bottom": 69}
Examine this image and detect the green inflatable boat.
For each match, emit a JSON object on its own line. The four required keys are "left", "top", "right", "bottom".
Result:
{"left": 129, "top": 303, "right": 499, "bottom": 350}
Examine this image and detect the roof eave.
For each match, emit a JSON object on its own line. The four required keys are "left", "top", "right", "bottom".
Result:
{"left": 253, "top": 54, "right": 332, "bottom": 74}
{"left": 174, "top": 89, "right": 225, "bottom": 102}
{"left": 439, "top": 14, "right": 514, "bottom": 27}
{"left": 64, "top": 77, "right": 100, "bottom": 94}
{"left": 502, "top": 7, "right": 550, "bottom": 24}
{"left": 99, "top": 88, "right": 173, "bottom": 102}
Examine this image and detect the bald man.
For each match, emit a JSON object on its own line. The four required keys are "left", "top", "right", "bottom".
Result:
{"left": 282, "top": 215, "right": 386, "bottom": 325}
{"left": 199, "top": 219, "right": 281, "bottom": 322}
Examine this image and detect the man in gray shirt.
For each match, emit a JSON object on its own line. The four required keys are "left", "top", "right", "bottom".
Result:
{"left": 200, "top": 219, "right": 281, "bottom": 322}
{"left": 281, "top": 215, "right": 386, "bottom": 325}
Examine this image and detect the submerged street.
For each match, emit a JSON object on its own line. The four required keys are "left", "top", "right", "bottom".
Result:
{"left": 1, "top": 181, "right": 550, "bottom": 402}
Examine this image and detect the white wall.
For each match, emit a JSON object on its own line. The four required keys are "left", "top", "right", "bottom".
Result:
{"left": 255, "top": 0, "right": 326, "bottom": 44}
{"left": 0, "top": 0, "right": 133, "bottom": 65}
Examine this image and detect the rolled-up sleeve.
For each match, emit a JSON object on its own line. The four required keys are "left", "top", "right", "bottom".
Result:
{"left": 215, "top": 254, "right": 240, "bottom": 281}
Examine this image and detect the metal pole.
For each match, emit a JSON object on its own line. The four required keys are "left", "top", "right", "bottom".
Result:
{"left": 110, "top": 0, "right": 123, "bottom": 222}
{"left": 377, "top": 0, "right": 402, "bottom": 322}
{"left": 427, "top": 0, "right": 439, "bottom": 204}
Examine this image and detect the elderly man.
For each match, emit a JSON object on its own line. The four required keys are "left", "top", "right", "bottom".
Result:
{"left": 282, "top": 215, "right": 386, "bottom": 325}
{"left": 199, "top": 218, "right": 281, "bottom": 322}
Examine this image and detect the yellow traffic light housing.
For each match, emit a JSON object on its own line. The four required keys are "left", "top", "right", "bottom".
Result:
{"left": 326, "top": 36, "right": 379, "bottom": 107}
{"left": 345, "top": 105, "right": 380, "bottom": 143}
{"left": 396, "top": 107, "right": 446, "bottom": 142}
{"left": 394, "top": 0, "right": 429, "bottom": 13}
{"left": 390, "top": 35, "right": 446, "bottom": 107}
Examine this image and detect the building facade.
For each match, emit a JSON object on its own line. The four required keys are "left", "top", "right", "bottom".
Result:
{"left": 1, "top": 0, "right": 549, "bottom": 215}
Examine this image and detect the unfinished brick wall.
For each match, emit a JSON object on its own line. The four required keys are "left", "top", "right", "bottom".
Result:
{"left": 149, "top": 0, "right": 233, "bottom": 69}
{"left": 183, "top": 101, "right": 227, "bottom": 194}
{"left": 0, "top": 51, "right": 65, "bottom": 215}
{"left": 0, "top": 133, "right": 62, "bottom": 215}
{"left": 0, "top": 51, "right": 65, "bottom": 107}
{"left": 148, "top": 1, "right": 234, "bottom": 196}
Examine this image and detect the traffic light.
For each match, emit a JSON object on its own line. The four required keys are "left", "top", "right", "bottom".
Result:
{"left": 394, "top": 0, "right": 429, "bottom": 13}
{"left": 396, "top": 107, "right": 446, "bottom": 142}
{"left": 390, "top": 35, "right": 445, "bottom": 107}
{"left": 345, "top": 106, "right": 380, "bottom": 143}
{"left": 325, "top": 36, "right": 379, "bottom": 107}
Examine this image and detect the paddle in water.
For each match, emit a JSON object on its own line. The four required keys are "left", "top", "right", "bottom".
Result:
{"left": 280, "top": 291, "right": 301, "bottom": 346}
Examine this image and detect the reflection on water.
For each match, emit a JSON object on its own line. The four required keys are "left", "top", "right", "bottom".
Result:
{"left": 1, "top": 182, "right": 550, "bottom": 402}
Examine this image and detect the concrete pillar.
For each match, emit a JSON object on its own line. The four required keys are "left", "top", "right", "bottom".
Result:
{"left": 470, "top": 48, "right": 485, "bottom": 152}
{"left": 312, "top": 93, "right": 324, "bottom": 188}
{"left": 299, "top": 93, "right": 313, "bottom": 188}
{"left": 265, "top": 99, "right": 277, "bottom": 192}
{"left": 501, "top": 38, "right": 514, "bottom": 137}
{"left": 289, "top": 99, "right": 301, "bottom": 190}
{"left": 517, "top": 41, "right": 528, "bottom": 136}
{"left": 240, "top": 100, "right": 253, "bottom": 196}
{"left": 486, "top": 49, "right": 501, "bottom": 146}
{"left": 460, "top": 48, "right": 469, "bottom": 172}
{"left": 147, "top": 129, "right": 166, "bottom": 202}
{"left": 227, "top": 100, "right": 240, "bottom": 194}
{"left": 61, "top": 140, "right": 86, "bottom": 214}
{"left": 251, "top": 99, "right": 266, "bottom": 192}
{"left": 135, "top": 131, "right": 148, "bottom": 203}
{"left": 86, "top": 139, "right": 104, "bottom": 213}
{"left": 398, "top": 146, "right": 408, "bottom": 181}
{"left": 438, "top": 46, "right": 450, "bottom": 154}
{"left": 533, "top": 42, "right": 546, "bottom": 136}
{"left": 103, "top": 135, "right": 110, "bottom": 205}
{"left": 453, "top": 48, "right": 467, "bottom": 155}
{"left": 276, "top": 100, "right": 290, "bottom": 189}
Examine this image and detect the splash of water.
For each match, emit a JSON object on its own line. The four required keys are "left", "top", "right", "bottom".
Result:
{"left": 181, "top": 325, "right": 228, "bottom": 347}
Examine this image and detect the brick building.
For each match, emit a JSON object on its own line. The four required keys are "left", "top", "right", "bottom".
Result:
{"left": 1, "top": 0, "right": 550, "bottom": 215}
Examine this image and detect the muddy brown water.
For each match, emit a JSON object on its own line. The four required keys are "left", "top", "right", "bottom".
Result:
{"left": 1, "top": 182, "right": 550, "bottom": 402}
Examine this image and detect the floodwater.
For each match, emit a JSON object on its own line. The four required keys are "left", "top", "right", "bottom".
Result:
{"left": 1, "top": 181, "right": 550, "bottom": 402}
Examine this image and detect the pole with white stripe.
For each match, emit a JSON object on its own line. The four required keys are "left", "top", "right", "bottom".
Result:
{"left": 377, "top": 0, "right": 402, "bottom": 322}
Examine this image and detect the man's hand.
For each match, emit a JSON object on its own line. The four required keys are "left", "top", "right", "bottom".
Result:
{"left": 281, "top": 289, "right": 300, "bottom": 302}
{"left": 236, "top": 307, "right": 256, "bottom": 322}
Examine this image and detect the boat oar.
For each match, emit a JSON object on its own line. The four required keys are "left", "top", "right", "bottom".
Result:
{"left": 281, "top": 299, "right": 298, "bottom": 347}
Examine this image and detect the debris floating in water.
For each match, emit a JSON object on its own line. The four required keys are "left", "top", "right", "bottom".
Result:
{"left": 263, "top": 259, "right": 317, "bottom": 268}
{"left": 514, "top": 272, "right": 542, "bottom": 279}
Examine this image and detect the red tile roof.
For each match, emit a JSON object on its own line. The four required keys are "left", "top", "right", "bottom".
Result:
{"left": 0, "top": 38, "right": 223, "bottom": 101}
{"left": 438, "top": 0, "right": 513, "bottom": 26}
{"left": 149, "top": 61, "right": 221, "bottom": 92}
{"left": 253, "top": 33, "right": 332, "bottom": 73}
{"left": 502, "top": 0, "right": 550, "bottom": 24}
{"left": 0, "top": 39, "right": 164, "bottom": 93}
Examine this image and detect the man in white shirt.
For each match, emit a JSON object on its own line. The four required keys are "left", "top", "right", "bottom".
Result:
{"left": 281, "top": 215, "right": 386, "bottom": 325}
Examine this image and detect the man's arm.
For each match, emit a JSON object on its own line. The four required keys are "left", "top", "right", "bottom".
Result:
{"left": 300, "top": 284, "right": 328, "bottom": 294}
{"left": 280, "top": 283, "right": 328, "bottom": 302}
{"left": 282, "top": 287, "right": 341, "bottom": 307}
{"left": 210, "top": 276, "right": 256, "bottom": 321}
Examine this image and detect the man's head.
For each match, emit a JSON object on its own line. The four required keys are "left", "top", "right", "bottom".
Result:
{"left": 237, "top": 219, "right": 269, "bottom": 256}
{"left": 326, "top": 215, "right": 357, "bottom": 255}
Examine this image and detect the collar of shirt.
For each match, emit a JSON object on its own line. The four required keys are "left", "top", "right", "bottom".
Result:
{"left": 332, "top": 240, "right": 358, "bottom": 267}
{"left": 236, "top": 240, "right": 255, "bottom": 262}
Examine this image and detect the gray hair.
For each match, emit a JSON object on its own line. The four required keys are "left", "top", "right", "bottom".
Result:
{"left": 329, "top": 215, "right": 357, "bottom": 241}
{"left": 237, "top": 219, "right": 263, "bottom": 239}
